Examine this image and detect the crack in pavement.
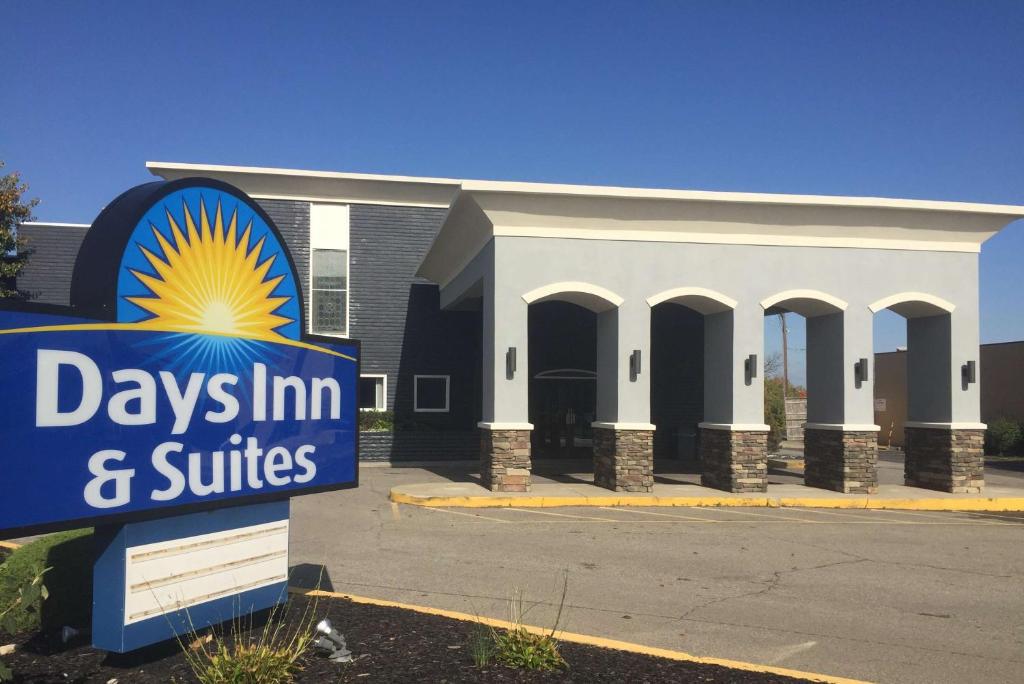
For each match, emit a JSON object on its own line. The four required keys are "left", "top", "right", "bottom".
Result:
{"left": 760, "top": 533, "right": 1022, "bottom": 580}
{"left": 677, "top": 557, "right": 869, "bottom": 621}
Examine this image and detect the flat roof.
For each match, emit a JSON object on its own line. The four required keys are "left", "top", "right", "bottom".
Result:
{"left": 148, "top": 161, "right": 1024, "bottom": 217}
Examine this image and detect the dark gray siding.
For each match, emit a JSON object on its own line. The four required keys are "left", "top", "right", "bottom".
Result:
{"left": 16, "top": 224, "right": 89, "bottom": 305}
{"left": 349, "top": 204, "right": 481, "bottom": 433}
{"left": 259, "top": 200, "right": 483, "bottom": 460}
{"left": 349, "top": 204, "right": 447, "bottom": 408}
{"left": 256, "top": 199, "right": 310, "bottom": 316}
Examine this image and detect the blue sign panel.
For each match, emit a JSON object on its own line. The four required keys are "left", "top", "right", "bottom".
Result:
{"left": 0, "top": 178, "right": 359, "bottom": 537}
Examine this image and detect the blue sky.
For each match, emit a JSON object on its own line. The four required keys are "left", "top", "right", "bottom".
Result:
{"left": 3, "top": 1, "right": 1022, "bottom": 384}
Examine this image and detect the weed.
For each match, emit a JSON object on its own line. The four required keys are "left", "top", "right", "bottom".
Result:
{"left": 468, "top": 622, "right": 494, "bottom": 667}
{"left": 476, "top": 572, "right": 569, "bottom": 671}
{"left": 180, "top": 594, "right": 319, "bottom": 684}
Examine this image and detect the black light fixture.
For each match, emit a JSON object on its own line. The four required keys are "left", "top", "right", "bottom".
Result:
{"left": 744, "top": 353, "right": 758, "bottom": 384}
{"left": 962, "top": 360, "right": 976, "bottom": 384}
{"left": 314, "top": 618, "right": 353, "bottom": 662}
{"left": 506, "top": 347, "right": 517, "bottom": 379}
{"left": 629, "top": 349, "right": 642, "bottom": 381}
{"left": 855, "top": 357, "right": 869, "bottom": 383}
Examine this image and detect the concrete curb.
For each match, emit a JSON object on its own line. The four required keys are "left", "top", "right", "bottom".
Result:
{"left": 390, "top": 489, "right": 1024, "bottom": 512}
{"left": 768, "top": 457, "right": 805, "bottom": 470}
{"left": 289, "top": 587, "right": 869, "bottom": 684}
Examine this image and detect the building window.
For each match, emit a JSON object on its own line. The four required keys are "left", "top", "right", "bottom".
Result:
{"left": 414, "top": 375, "right": 450, "bottom": 413}
{"left": 309, "top": 203, "right": 350, "bottom": 336}
{"left": 359, "top": 375, "right": 387, "bottom": 411}
{"left": 311, "top": 249, "right": 347, "bottom": 334}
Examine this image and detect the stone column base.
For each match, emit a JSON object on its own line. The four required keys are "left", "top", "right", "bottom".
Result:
{"left": 804, "top": 429, "right": 878, "bottom": 494}
{"left": 905, "top": 427, "right": 984, "bottom": 493}
{"left": 593, "top": 427, "right": 654, "bottom": 493}
{"left": 699, "top": 428, "right": 767, "bottom": 493}
{"left": 480, "top": 428, "right": 532, "bottom": 492}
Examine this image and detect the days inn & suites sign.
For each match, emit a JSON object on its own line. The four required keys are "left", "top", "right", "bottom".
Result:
{"left": 0, "top": 178, "right": 358, "bottom": 651}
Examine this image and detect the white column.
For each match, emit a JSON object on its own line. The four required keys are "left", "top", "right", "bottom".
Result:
{"left": 480, "top": 270, "right": 530, "bottom": 426}
{"left": 730, "top": 302, "right": 766, "bottom": 427}
{"left": 950, "top": 308, "right": 982, "bottom": 425}
{"left": 614, "top": 300, "right": 651, "bottom": 425}
{"left": 843, "top": 305, "right": 876, "bottom": 427}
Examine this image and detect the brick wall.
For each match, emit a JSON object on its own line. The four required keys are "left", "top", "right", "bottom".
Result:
{"left": 359, "top": 430, "right": 478, "bottom": 462}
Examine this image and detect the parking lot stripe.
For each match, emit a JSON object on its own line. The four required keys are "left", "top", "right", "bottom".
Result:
{"left": 505, "top": 507, "right": 619, "bottom": 522}
{"left": 870, "top": 508, "right": 1010, "bottom": 525}
{"left": 598, "top": 507, "right": 721, "bottom": 522}
{"left": 689, "top": 507, "right": 805, "bottom": 522}
{"left": 420, "top": 507, "right": 512, "bottom": 523}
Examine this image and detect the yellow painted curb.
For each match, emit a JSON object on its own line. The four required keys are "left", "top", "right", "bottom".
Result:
{"left": 390, "top": 489, "right": 1024, "bottom": 512}
{"left": 768, "top": 458, "right": 805, "bottom": 470}
{"left": 289, "top": 587, "right": 868, "bottom": 683}
{"left": 0, "top": 541, "right": 21, "bottom": 550}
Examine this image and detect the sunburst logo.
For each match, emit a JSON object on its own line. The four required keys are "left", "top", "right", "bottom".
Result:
{"left": 125, "top": 197, "right": 294, "bottom": 341}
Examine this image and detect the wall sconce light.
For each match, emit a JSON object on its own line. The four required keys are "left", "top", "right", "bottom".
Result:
{"left": 744, "top": 353, "right": 758, "bottom": 385}
{"left": 855, "top": 357, "right": 869, "bottom": 383}
{"left": 629, "top": 349, "right": 642, "bottom": 381}
{"left": 962, "top": 360, "right": 976, "bottom": 385}
{"left": 506, "top": 347, "right": 517, "bottom": 380}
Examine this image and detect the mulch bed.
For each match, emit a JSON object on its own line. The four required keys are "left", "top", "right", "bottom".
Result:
{"left": 4, "top": 594, "right": 813, "bottom": 683}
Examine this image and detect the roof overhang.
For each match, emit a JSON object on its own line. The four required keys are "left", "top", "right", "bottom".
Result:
{"left": 147, "top": 161, "right": 461, "bottom": 208}
{"left": 419, "top": 181, "right": 1024, "bottom": 287}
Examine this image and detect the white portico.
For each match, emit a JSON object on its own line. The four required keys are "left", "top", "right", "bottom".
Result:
{"left": 418, "top": 179, "right": 1024, "bottom": 494}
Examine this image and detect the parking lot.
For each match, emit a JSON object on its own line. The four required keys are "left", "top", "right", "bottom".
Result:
{"left": 289, "top": 464, "right": 1024, "bottom": 684}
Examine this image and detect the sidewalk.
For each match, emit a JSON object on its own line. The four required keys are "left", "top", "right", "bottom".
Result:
{"left": 390, "top": 480, "right": 1024, "bottom": 511}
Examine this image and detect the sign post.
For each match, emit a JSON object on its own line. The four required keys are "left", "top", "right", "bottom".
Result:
{"left": 0, "top": 178, "right": 358, "bottom": 651}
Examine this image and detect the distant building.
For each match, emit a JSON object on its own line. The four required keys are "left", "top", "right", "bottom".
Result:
{"left": 875, "top": 341, "right": 1024, "bottom": 446}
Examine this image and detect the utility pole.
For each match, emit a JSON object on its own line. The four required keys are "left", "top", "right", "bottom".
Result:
{"left": 778, "top": 312, "right": 789, "bottom": 399}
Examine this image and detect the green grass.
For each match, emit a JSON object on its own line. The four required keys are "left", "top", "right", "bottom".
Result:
{"left": 0, "top": 529, "right": 93, "bottom": 633}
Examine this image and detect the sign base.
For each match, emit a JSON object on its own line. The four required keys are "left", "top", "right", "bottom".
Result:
{"left": 92, "top": 500, "right": 290, "bottom": 653}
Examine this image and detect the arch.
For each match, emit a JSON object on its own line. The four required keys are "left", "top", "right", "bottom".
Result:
{"left": 646, "top": 286, "right": 737, "bottom": 315}
{"left": 868, "top": 292, "right": 955, "bottom": 318}
{"left": 760, "top": 289, "right": 848, "bottom": 317}
{"left": 521, "top": 281, "right": 624, "bottom": 313}
{"left": 534, "top": 368, "right": 597, "bottom": 381}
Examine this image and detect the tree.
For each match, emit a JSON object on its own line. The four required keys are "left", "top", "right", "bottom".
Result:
{"left": 764, "top": 351, "right": 783, "bottom": 378}
{"left": 0, "top": 161, "right": 39, "bottom": 298}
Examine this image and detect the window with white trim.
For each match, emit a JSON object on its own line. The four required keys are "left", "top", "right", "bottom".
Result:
{"left": 309, "top": 204, "right": 350, "bottom": 336}
{"left": 359, "top": 374, "right": 387, "bottom": 411}
{"left": 414, "top": 375, "right": 450, "bottom": 413}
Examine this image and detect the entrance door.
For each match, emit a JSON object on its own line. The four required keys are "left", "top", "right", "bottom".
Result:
{"left": 530, "top": 369, "right": 597, "bottom": 458}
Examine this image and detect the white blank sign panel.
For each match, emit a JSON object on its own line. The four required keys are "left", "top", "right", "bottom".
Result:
{"left": 123, "top": 520, "right": 289, "bottom": 625}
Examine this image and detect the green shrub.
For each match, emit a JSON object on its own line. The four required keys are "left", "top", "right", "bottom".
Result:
{"left": 358, "top": 410, "right": 393, "bottom": 432}
{"left": 985, "top": 418, "right": 1023, "bottom": 456}
{"left": 0, "top": 529, "right": 92, "bottom": 633}
{"left": 764, "top": 377, "right": 786, "bottom": 452}
{"left": 492, "top": 627, "right": 565, "bottom": 671}
{"left": 0, "top": 565, "right": 49, "bottom": 682}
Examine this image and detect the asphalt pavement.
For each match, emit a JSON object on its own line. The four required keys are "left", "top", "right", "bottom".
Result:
{"left": 289, "top": 460, "right": 1024, "bottom": 684}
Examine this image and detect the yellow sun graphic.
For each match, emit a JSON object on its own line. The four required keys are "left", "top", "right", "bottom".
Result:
{"left": 126, "top": 198, "right": 293, "bottom": 340}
